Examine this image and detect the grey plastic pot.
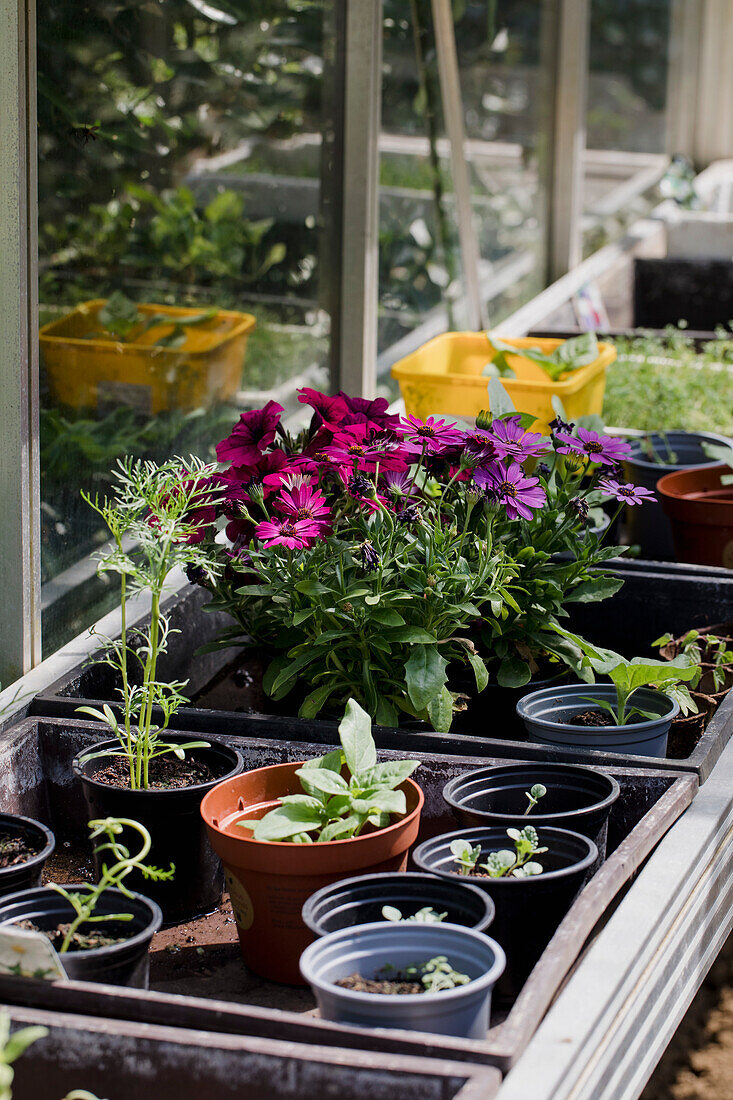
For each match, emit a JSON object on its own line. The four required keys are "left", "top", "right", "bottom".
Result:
{"left": 0, "top": 885, "right": 162, "bottom": 988}
{"left": 299, "top": 921, "right": 505, "bottom": 1039}
{"left": 412, "top": 826, "right": 597, "bottom": 1004}
{"left": 442, "top": 763, "right": 620, "bottom": 858}
{"left": 302, "top": 871, "right": 495, "bottom": 938}
{"left": 623, "top": 430, "right": 732, "bottom": 560}
{"left": 516, "top": 683, "right": 679, "bottom": 758}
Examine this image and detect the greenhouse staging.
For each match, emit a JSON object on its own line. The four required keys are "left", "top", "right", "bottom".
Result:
{"left": 2, "top": 2, "right": 733, "bottom": 1098}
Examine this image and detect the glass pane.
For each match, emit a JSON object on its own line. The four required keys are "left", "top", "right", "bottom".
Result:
{"left": 378, "top": 0, "right": 555, "bottom": 388}
{"left": 37, "top": 0, "right": 334, "bottom": 654}
{"left": 583, "top": 0, "right": 673, "bottom": 256}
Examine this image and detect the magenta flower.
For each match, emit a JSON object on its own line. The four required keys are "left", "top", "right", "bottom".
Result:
{"left": 255, "top": 516, "right": 319, "bottom": 550}
{"left": 297, "top": 388, "right": 349, "bottom": 429}
{"left": 216, "top": 401, "right": 284, "bottom": 466}
{"left": 339, "top": 392, "right": 402, "bottom": 433}
{"left": 462, "top": 428, "right": 496, "bottom": 463}
{"left": 381, "top": 469, "right": 418, "bottom": 499}
{"left": 554, "top": 427, "right": 631, "bottom": 467}
{"left": 598, "top": 478, "right": 656, "bottom": 506}
{"left": 488, "top": 416, "right": 550, "bottom": 461}
{"left": 322, "top": 425, "right": 408, "bottom": 471}
{"left": 474, "top": 461, "right": 547, "bottom": 520}
{"left": 274, "top": 481, "right": 332, "bottom": 535}
{"left": 399, "top": 415, "right": 464, "bottom": 455}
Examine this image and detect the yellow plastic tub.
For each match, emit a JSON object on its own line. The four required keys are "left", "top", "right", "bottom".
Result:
{"left": 40, "top": 300, "right": 256, "bottom": 414}
{"left": 391, "top": 332, "right": 616, "bottom": 430}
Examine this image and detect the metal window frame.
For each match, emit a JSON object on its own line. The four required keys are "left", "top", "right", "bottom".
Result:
{"left": 0, "top": 0, "right": 40, "bottom": 686}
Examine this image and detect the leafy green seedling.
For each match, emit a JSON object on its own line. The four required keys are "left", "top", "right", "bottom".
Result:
{"left": 379, "top": 957, "right": 471, "bottom": 993}
{"left": 239, "top": 699, "right": 419, "bottom": 843}
{"left": 483, "top": 332, "right": 599, "bottom": 383}
{"left": 524, "top": 783, "right": 547, "bottom": 814}
{"left": 641, "top": 431, "right": 678, "bottom": 466}
{"left": 92, "top": 291, "right": 217, "bottom": 349}
{"left": 553, "top": 626, "right": 699, "bottom": 724}
{"left": 450, "top": 827, "right": 547, "bottom": 879}
{"left": 654, "top": 628, "right": 733, "bottom": 692}
{"left": 48, "top": 818, "right": 174, "bottom": 953}
{"left": 382, "top": 905, "right": 447, "bottom": 924}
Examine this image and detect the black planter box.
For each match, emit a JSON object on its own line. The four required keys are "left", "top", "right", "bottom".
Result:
{"left": 31, "top": 559, "right": 733, "bottom": 781}
{"left": 634, "top": 257, "right": 733, "bottom": 332}
{"left": 0, "top": 715, "right": 695, "bottom": 1073}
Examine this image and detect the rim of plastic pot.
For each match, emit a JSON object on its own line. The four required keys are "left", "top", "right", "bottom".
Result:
{"left": 0, "top": 814, "right": 55, "bottom": 875}
{"left": 515, "top": 683, "right": 679, "bottom": 732}
{"left": 626, "top": 431, "right": 732, "bottom": 472}
{"left": 299, "top": 920, "right": 506, "bottom": 1004}
{"left": 201, "top": 761, "right": 424, "bottom": 851}
{"left": 412, "top": 825, "right": 599, "bottom": 888}
{"left": 0, "top": 884, "right": 163, "bottom": 956}
{"left": 72, "top": 735, "right": 244, "bottom": 796}
{"left": 656, "top": 463, "right": 733, "bottom": 505}
{"left": 442, "top": 763, "right": 620, "bottom": 825}
{"left": 301, "top": 871, "right": 496, "bottom": 937}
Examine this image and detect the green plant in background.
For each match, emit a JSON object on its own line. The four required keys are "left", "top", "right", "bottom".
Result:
{"left": 702, "top": 439, "right": 733, "bottom": 484}
{"left": 239, "top": 699, "right": 420, "bottom": 843}
{"left": 78, "top": 456, "right": 221, "bottom": 788}
{"left": 524, "top": 783, "right": 547, "bottom": 814}
{"left": 450, "top": 827, "right": 547, "bottom": 879}
{"left": 654, "top": 630, "right": 733, "bottom": 693}
{"left": 49, "top": 818, "right": 174, "bottom": 953}
{"left": 86, "top": 291, "right": 218, "bottom": 349}
{"left": 0, "top": 1012, "right": 48, "bottom": 1100}
{"left": 602, "top": 329, "right": 733, "bottom": 435}
{"left": 485, "top": 332, "right": 600, "bottom": 382}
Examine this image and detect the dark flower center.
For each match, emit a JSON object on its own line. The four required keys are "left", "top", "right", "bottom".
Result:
{"left": 616, "top": 485, "right": 634, "bottom": 498}
{"left": 282, "top": 522, "right": 297, "bottom": 535}
{"left": 348, "top": 444, "right": 367, "bottom": 456}
{"left": 296, "top": 507, "right": 312, "bottom": 520}
{"left": 498, "top": 480, "right": 518, "bottom": 498}
{"left": 584, "top": 440, "right": 604, "bottom": 454}
{"left": 417, "top": 425, "right": 437, "bottom": 437}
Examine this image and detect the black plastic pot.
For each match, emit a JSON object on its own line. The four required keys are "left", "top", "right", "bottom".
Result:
{"left": 302, "top": 871, "right": 495, "bottom": 939}
{"left": 299, "top": 920, "right": 506, "bottom": 1039}
{"left": 0, "top": 885, "right": 161, "bottom": 988}
{"left": 412, "top": 826, "right": 597, "bottom": 1003}
{"left": 451, "top": 666, "right": 571, "bottom": 737}
{"left": 623, "top": 430, "right": 732, "bottom": 561}
{"left": 517, "top": 683, "right": 678, "bottom": 758}
{"left": 442, "top": 763, "right": 620, "bottom": 859}
{"left": 0, "top": 814, "right": 55, "bottom": 898}
{"left": 72, "top": 735, "right": 244, "bottom": 923}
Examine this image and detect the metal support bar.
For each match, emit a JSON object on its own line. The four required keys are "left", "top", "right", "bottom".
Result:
{"left": 547, "top": 0, "right": 590, "bottom": 281}
{"left": 0, "top": 0, "right": 41, "bottom": 685}
{"left": 337, "top": 0, "right": 383, "bottom": 398}
{"left": 430, "top": 0, "right": 486, "bottom": 331}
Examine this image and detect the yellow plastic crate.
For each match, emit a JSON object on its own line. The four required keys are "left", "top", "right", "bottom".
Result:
{"left": 40, "top": 299, "right": 256, "bottom": 414}
{"left": 391, "top": 332, "right": 616, "bottom": 431}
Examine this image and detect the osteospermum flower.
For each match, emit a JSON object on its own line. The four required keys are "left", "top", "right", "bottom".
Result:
{"left": 322, "top": 425, "right": 407, "bottom": 471}
{"left": 275, "top": 482, "right": 332, "bottom": 534}
{"left": 488, "top": 416, "right": 550, "bottom": 461}
{"left": 216, "top": 401, "right": 283, "bottom": 466}
{"left": 462, "top": 428, "right": 496, "bottom": 463}
{"left": 598, "top": 478, "right": 656, "bottom": 506}
{"left": 554, "top": 427, "right": 631, "bottom": 466}
{"left": 297, "top": 388, "right": 350, "bottom": 429}
{"left": 474, "top": 461, "right": 547, "bottom": 520}
{"left": 255, "top": 516, "right": 318, "bottom": 550}
{"left": 399, "top": 415, "right": 465, "bottom": 455}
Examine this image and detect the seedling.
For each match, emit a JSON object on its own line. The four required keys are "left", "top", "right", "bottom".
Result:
{"left": 379, "top": 956, "right": 470, "bottom": 992}
{"left": 239, "top": 699, "right": 419, "bottom": 842}
{"left": 450, "top": 827, "right": 547, "bottom": 879}
{"left": 0, "top": 1011, "right": 47, "bottom": 1100}
{"left": 48, "top": 818, "right": 174, "bottom": 953}
{"left": 483, "top": 332, "right": 599, "bottom": 383}
{"left": 553, "top": 627, "right": 699, "bottom": 724}
{"left": 89, "top": 291, "right": 217, "bottom": 350}
{"left": 654, "top": 629, "right": 733, "bottom": 692}
{"left": 640, "top": 431, "right": 678, "bottom": 466}
{"left": 382, "top": 905, "right": 447, "bottom": 924}
{"left": 524, "top": 783, "right": 547, "bottom": 814}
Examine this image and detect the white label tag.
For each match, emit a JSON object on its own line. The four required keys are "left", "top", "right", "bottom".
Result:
{"left": 0, "top": 927, "right": 68, "bottom": 981}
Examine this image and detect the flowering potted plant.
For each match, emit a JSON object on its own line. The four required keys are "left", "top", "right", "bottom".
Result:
{"left": 188, "top": 388, "right": 654, "bottom": 733}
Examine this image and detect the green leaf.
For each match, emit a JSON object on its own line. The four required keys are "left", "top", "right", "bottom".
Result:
{"left": 298, "top": 683, "right": 333, "bottom": 719}
{"left": 294, "top": 767, "right": 348, "bottom": 797}
{"left": 319, "top": 814, "right": 364, "bottom": 842}
{"left": 243, "top": 800, "right": 326, "bottom": 841}
{"left": 467, "top": 652, "right": 489, "bottom": 693}
{"left": 300, "top": 748, "right": 344, "bottom": 774}
{"left": 384, "top": 627, "right": 437, "bottom": 644}
{"left": 427, "top": 685, "right": 454, "bottom": 732}
{"left": 565, "top": 578, "right": 624, "bottom": 603}
{"left": 375, "top": 696, "right": 399, "bottom": 727}
{"left": 405, "top": 645, "right": 448, "bottom": 712}
{"left": 497, "top": 657, "right": 532, "bottom": 688}
{"left": 357, "top": 789, "right": 407, "bottom": 817}
{"left": 2, "top": 1026, "right": 48, "bottom": 1064}
{"left": 295, "top": 578, "right": 333, "bottom": 597}
{"left": 486, "top": 377, "right": 516, "bottom": 417}
{"left": 268, "top": 650, "right": 318, "bottom": 696}
{"left": 370, "top": 608, "right": 406, "bottom": 627}
{"left": 339, "top": 698, "right": 377, "bottom": 777}
{"left": 359, "top": 760, "right": 420, "bottom": 790}
{"left": 555, "top": 331, "right": 598, "bottom": 368}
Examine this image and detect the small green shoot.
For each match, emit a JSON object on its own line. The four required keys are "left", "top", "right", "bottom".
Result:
{"left": 450, "top": 827, "right": 547, "bottom": 879}
{"left": 524, "top": 783, "right": 547, "bottom": 815}
{"left": 381, "top": 905, "right": 447, "bottom": 924}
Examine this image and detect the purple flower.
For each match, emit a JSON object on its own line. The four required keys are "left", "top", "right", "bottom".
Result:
{"left": 554, "top": 427, "right": 631, "bottom": 467}
{"left": 489, "top": 416, "right": 550, "bottom": 462}
{"left": 216, "top": 401, "right": 284, "bottom": 466}
{"left": 297, "top": 388, "right": 349, "bottom": 429}
{"left": 255, "top": 516, "right": 319, "bottom": 550}
{"left": 474, "top": 461, "right": 547, "bottom": 520}
{"left": 399, "top": 415, "right": 465, "bottom": 455}
{"left": 462, "top": 428, "right": 496, "bottom": 464}
{"left": 338, "top": 393, "right": 402, "bottom": 433}
{"left": 598, "top": 478, "right": 656, "bottom": 506}
{"left": 358, "top": 539, "right": 380, "bottom": 573}
{"left": 381, "top": 469, "right": 418, "bottom": 499}
{"left": 274, "top": 482, "right": 332, "bottom": 536}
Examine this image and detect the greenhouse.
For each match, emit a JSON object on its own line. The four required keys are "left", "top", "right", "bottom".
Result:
{"left": 1, "top": 1, "right": 733, "bottom": 1097}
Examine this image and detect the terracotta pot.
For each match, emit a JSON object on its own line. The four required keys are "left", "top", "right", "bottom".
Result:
{"left": 201, "top": 762, "right": 424, "bottom": 985}
{"left": 657, "top": 464, "right": 733, "bottom": 567}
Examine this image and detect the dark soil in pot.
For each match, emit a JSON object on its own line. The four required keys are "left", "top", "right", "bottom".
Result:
{"left": 442, "top": 762, "right": 619, "bottom": 858}
{"left": 0, "top": 885, "right": 161, "bottom": 988}
{"left": 412, "top": 826, "right": 597, "bottom": 1004}
{"left": 302, "top": 871, "right": 495, "bottom": 938}
{"left": 73, "top": 735, "right": 244, "bottom": 924}
{"left": 0, "top": 814, "right": 55, "bottom": 898}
